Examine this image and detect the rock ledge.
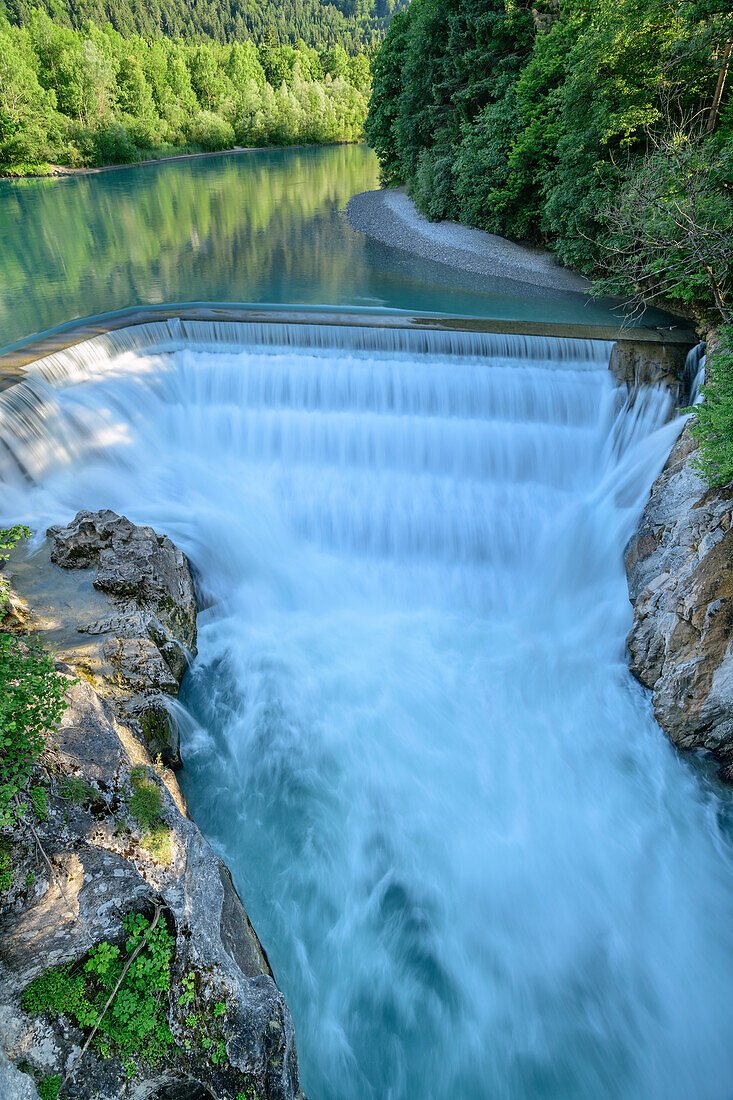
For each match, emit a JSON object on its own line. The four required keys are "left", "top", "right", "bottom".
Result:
{"left": 626, "top": 427, "right": 733, "bottom": 776}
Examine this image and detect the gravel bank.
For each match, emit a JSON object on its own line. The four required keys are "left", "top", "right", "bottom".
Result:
{"left": 346, "top": 187, "right": 592, "bottom": 294}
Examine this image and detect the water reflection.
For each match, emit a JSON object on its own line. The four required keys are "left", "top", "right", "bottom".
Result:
{"left": 0, "top": 145, "right": 666, "bottom": 351}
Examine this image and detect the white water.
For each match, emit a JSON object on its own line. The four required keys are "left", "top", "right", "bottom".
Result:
{"left": 2, "top": 323, "right": 733, "bottom": 1100}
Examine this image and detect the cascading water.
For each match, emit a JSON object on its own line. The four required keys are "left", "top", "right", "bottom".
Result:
{"left": 684, "top": 340, "right": 707, "bottom": 405}
{"left": 1, "top": 321, "right": 732, "bottom": 1100}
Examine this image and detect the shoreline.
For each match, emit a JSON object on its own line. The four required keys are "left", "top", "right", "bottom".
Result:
{"left": 346, "top": 186, "right": 594, "bottom": 295}
{"left": 1, "top": 140, "right": 357, "bottom": 181}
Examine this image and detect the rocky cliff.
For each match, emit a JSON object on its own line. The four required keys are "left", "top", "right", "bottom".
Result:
{"left": 0, "top": 511, "right": 303, "bottom": 1100}
{"left": 626, "top": 428, "right": 733, "bottom": 779}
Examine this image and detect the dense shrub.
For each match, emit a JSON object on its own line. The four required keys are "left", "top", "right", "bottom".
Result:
{"left": 366, "top": 0, "right": 733, "bottom": 318}
{"left": 690, "top": 328, "right": 733, "bottom": 486}
{"left": 187, "top": 110, "right": 235, "bottom": 151}
{"left": 406, "top": 150, "right": 454, "bottom": 221}
{"left": 91, "top": 121, "right": 139, "bottom": 164}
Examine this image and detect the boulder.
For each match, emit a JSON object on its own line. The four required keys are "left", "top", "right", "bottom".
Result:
{"left": 48, "top": 507, "right": 197, "bottom": 652}
{"left": 38, "top": 509, "right": 198, "bottom": 768}
{"left": 626, "top": 426, "right": 733, "bottom": 768}
{"left": 0, "top": 1049, "right": 40, "bottom": 1100}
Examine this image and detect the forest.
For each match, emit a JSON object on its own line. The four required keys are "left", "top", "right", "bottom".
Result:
{"left": 0, "top": 11, "right": 372, "bottom": 175}
{"left": 366, "top": 0, "right": 733, "bottom": 324}
{"left": 2, "top": 0, "right": 407, "bottom": 52}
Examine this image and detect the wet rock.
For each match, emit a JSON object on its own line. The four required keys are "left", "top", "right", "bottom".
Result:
{"left": 626, "top": 425, "right": 733, "bottom": 767}
{"left": 608, "top": 341, "right": 693, "bottom": 403}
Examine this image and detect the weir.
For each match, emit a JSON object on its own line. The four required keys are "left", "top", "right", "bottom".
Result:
{"left": 1, "top": 321, "right": 732, "bottom": 1100}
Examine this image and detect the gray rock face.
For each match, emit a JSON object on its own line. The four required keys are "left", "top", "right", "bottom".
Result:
{"left": 42, "top": 509, "right": 199, "bottom": 766}
{"left": 608, "top": 341, "right": 693, "bottom": 403}
{"left": 1, "top": 515, "right": 304, "bottom": 1099}
{"left": 0, "top": 1048, "right": 40, "bottom": 1100}
{"left": 626, "top": 426, "right": 733, "bottom": 770}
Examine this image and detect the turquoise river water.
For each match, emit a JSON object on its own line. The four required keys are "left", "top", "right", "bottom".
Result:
{"left": 0, "top": 148, "right": 731, "bottom": 1100}
{"left": 0, "top": 144, "right": 674, "bottom": 354}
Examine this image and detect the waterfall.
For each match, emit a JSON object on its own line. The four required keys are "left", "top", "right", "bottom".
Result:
{"left": 1, "top": 322, "right": 732, "bottom": 1100}
{"left": 683, "top": 340, "right": 707, "bottom": 405}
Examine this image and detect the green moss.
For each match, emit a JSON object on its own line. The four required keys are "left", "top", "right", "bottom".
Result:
{"left": 36, "top": 1076, "right": 61, "bottom": 1100}
{"left": 128, "top": 768, "right": 164, "bottom": 829}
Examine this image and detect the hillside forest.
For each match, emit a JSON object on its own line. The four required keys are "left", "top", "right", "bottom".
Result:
{"left": 3, "top": 0, "right": 404, "bottom": 52}
{"left": 366, "top": 0, "right": 733, "bottom": 324}
{"left": 0, "top": 10, "right": 376, "bottom": 175}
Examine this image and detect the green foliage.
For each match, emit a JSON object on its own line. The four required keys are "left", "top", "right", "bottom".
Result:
{"left": 177, "top": 970, "right": 230, "bottom": 1066}
{"left": 366, "top": 0, "right": 733, "bottom": 315}
{"left": 23, "top": 911, "right": 176, "bottom": 1069}
{"left": 36, "top": 1076, "right": 61, "bottom": 1100}
{"left": 407, "top": 149, "right": 453, "bottom": 221}
{"left": 186, "top": 109, "right": 234, "bottom": 151}
{"left": 5, "top": 0, "right": 405, "bottom": 53}
{"left": 0, "top": 638, "right": 66, "bottom": 833}
{"left": 0, "top": 846, "right": 11, "bottom": 890}
{"left": 0, "top": 525, "right": 68, "bottom": 836}
{"left": 0, "top": 15, "right": 375, "bottom": 175}
{"left": 593, "top": 129, "right": 733, "bottom": 319}
{"left": 690, "top": 328, "right": 733, "bottom": 485}
{"left": 59, "top": 775, "right": 95, "bottom": 805}
{"left": 129, "top": 766, "right": 163, "bottom": 829}
{"left": 0, "top": 523, "right": 30, "bottom": 602}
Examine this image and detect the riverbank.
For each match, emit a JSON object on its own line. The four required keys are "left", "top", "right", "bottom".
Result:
{"left": 2, "top": 142, "right": 357, "bottom": 181}
{"left": 346, "top": 187, "right": 593, "bottom": 294}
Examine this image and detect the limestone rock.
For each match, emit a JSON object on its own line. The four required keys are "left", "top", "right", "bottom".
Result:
{"left": 0, "top": 1049, "right": 40, "bottom": 1100}
{"left": 32, "top": 510, "right": 199, "bottom": 768}
{"left": 626, "top": 425, "right": 733, "bottom": 767}
{"left": 0, "top": 657, "right": 303, "bottom": 1100}
{"left": 48, "top": 508, "right": 197, "bottom": 654}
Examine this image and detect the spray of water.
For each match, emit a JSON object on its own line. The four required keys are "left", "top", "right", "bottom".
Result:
{"left": 1, "top": 322, "right": 732, "bottom": 1100}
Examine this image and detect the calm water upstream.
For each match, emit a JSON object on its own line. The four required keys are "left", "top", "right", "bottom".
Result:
{"left": 0, "top": 144, "right": 671, "bottom": 354}
{"left": 0, "top": 149, "right": 731, "bottom": 1099}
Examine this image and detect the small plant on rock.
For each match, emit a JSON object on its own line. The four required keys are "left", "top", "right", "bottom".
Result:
{"left": 59, "top": 775, "right": 95, "bottom": 806}
{"left": 129, "top": 766, "right": 164, "bottom": 828}
{"left": 36, "top": 1075, "right": 61, "bottom": 1100}
{"left": 128, "top": 766, "right": 173, "bottom": 865}
{"left": 178, "top": 969, "right": 232, "bottom": 1068}
{"left": 23, "top": 911, "right": 176, "bottom": 1072}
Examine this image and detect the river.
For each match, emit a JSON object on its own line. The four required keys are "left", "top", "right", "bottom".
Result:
{"left": 0, "top": 144, "right": 671, "bottom": 356}
{"left": 1, "top": 150, "right": 732, "bottom": 1100}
